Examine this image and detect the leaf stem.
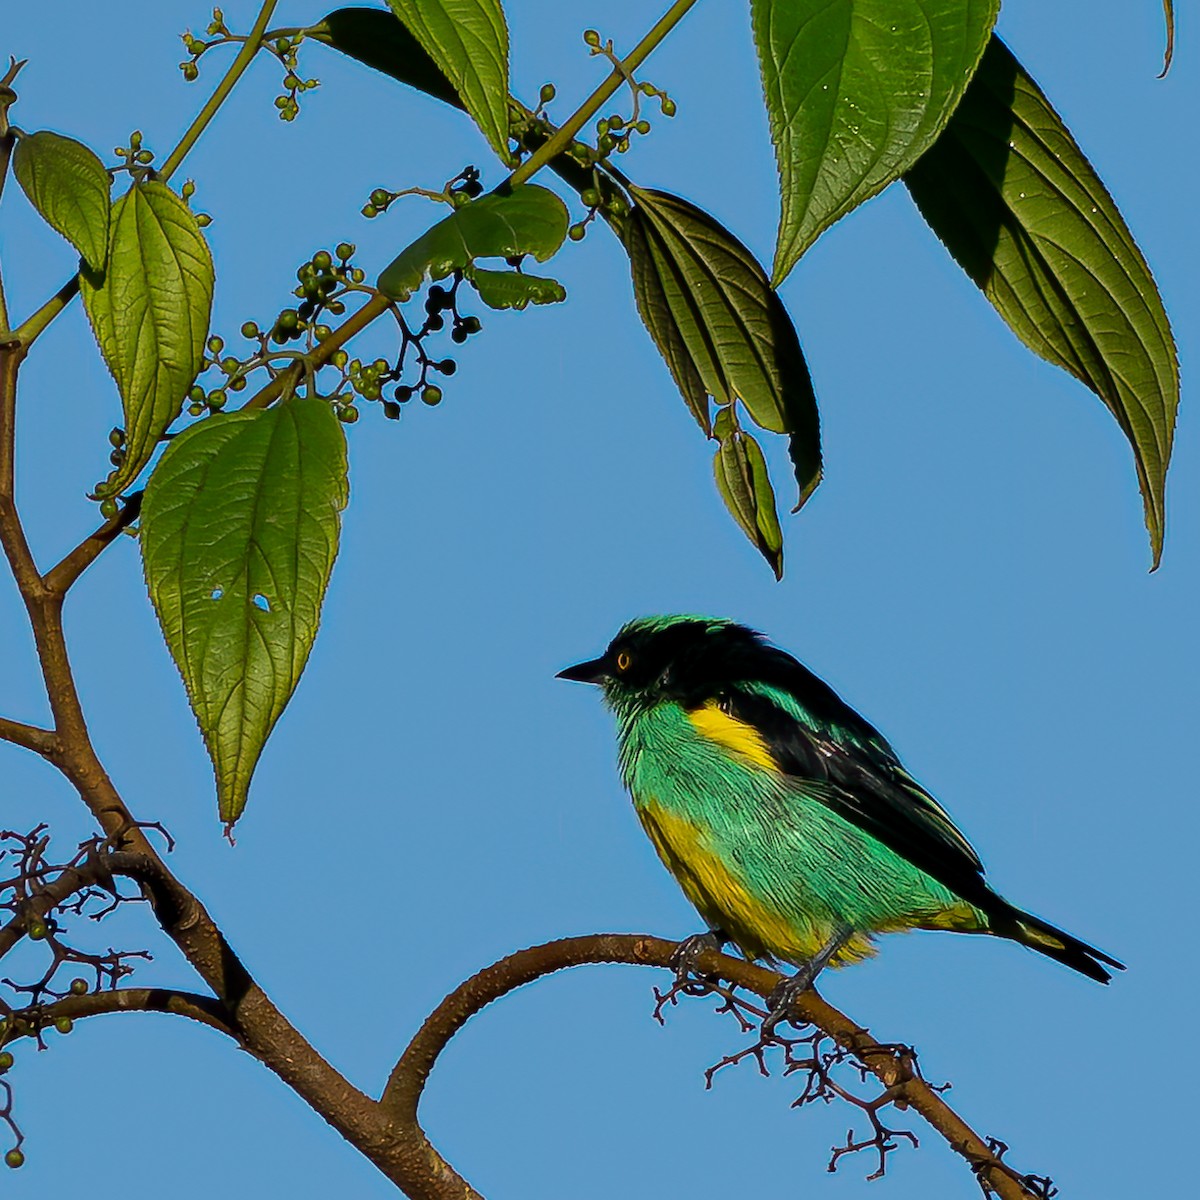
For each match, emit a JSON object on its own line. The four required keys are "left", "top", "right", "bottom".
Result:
{"left": 508, "top": 0, "right": 699, "bottom": 187}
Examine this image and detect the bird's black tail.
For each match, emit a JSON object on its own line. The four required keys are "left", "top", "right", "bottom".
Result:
{"left": 998, "top": 906, "right": 1125, "bottom": 984}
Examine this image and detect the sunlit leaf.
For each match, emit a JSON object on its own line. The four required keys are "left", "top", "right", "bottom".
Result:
{"left": 713, "top": 428, "right": 784, "bottom": 578}
{"left": 12, "top": 130, "right": 111, "bottom": 272}
{"left": 314, "top": 7, "right": 462, "bottom": 108}
{"left": 81, "top": 182, "right": 213, "bottom": 497}
{"left": 384, "top": 0, "right": 512, "bottom": 162}
{"left": 467, "top": 266, "right": 565, "bottom": 310}
{"left": 905, "top": 36, "right": 1178, "bottom": 566}
{"left": 140, "top": 399, "right": 349, "bottom": 827}
{"left": 377, "top": 185, "right": 568, "bottom": 301}
{"left": 751, "top": 0, "right": 998, "bottom": 283}
{"left": 621, "top": 186, "right": 820, "bottom": 506}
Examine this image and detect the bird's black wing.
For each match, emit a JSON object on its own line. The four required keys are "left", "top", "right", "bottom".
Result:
{"left": 722, "top": 680, "right": 1002, "bottom": 914}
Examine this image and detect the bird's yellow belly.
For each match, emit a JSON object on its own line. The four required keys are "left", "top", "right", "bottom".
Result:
{"left": 636, "top": 799, "right": 875, "bottom": 967}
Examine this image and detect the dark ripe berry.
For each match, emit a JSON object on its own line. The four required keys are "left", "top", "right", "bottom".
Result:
{"left": 336, "top": 242, "right": 355, "bottom": 260}
{"left": 451, "top": 326, "right": 468, "bottom": 344}
{"left": 318, "top": 276, "right": 337, "bottom": 294}
{"left": 425, "top": 314, "right": 444, "bottom": 332}
{"left": 297, "top": 300, "right": 315, "bottom": 322}
{"left": 70, "top": 978, "right": 88, "bottom": 995}
{"left": 383, "top": 400, "right": 401, "bottom": 420}
{"left": 421, "top": 385, "right": 443, "bottom": 405}
{"left": 0, "top": 1052, "right": 12, "bottom": 1071}
{"left": 109, "top": 450, "right": 123, "bottom": 466}
{"left": 463, "top": 179, "right": 483, "bottom": 198}
{"left": 461, "top": 316, "right": 481, "bottom": 334}
{"left": 427, "top": 285, "right": 447, "bottom": 308}
{"left": 394, "top": 386, "right": 413, "bottom": 402}
{"left": 437, "top": 359, "right": 457, "bottom": 376}
{"left": 5, "top": 1150, "right": 23, "bottom": 1169}
{"left": 241, "top": 321, "right": 259, "bottom": 339}
{"left": 54, "top": 1017, "right": 73, "bottom": 1035}
{"left": 312, "top": 250, "right": 333, "bottom": 271}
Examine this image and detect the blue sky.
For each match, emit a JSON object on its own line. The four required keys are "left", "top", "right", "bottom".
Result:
{"left": 1, "top": 2, "right": 1195, "bottom": 1196}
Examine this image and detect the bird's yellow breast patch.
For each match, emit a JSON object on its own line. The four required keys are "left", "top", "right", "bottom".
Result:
{"left": 686, "top": 700, "right": 778, "bottom": 773}
{"left": 636, "top": 800, "right": 859, "bottom": 965}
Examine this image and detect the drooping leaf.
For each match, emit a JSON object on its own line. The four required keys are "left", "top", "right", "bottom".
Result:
{"left": 905, "top": 36, "right": 1178, "bottom": 567}
{"left": 620, "top": 186, "right": 820, "bottom": 507}
{"left": 12, "top": 130, "right": 111, "bottom": 272}
{"left": 467, "top": 266, "right": 565, "bottom": 310}
{"left": 314, "top": 7, "right": 462, "bottom": 108}
{"left": 751, "top": 0, "right": 999, "bottom": 284}
{"left": 384, "top": 0, "right": 512, "bottom": 162}
{"left": 140, "top": 399, "right": 349, "bottom": 827}
{"left": 377, "top": 185, "right": 568, "bottom": 301}
{"left": 81, "top": 182, "right": 214, "bottom": 497}
{"left": 713, "top": 429, "right": 784, "bottom": 578}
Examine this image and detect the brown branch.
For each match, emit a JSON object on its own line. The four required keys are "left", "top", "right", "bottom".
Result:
{"left": 2, "top": 986, "right": 235, "bottom": 1042}
{"left": 384, "top": 934, "right": 1044, "bottom": 1200}
{"left": 0, "top": 717, "right": 55, "bottom": 757}
{"left": 43, "top": 491, "right": 142, "bottom": 595}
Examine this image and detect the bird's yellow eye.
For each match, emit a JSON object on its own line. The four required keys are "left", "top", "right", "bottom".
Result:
{"left": 616, "top": 651, "right": 632, "bottom": 672}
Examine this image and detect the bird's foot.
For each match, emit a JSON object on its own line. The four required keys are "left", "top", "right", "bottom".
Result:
{"left": 670, "top": 929, "right": 727, "bottom": 987}
{"left": 762, "top": 925, "right": 852, "bottom": 1037}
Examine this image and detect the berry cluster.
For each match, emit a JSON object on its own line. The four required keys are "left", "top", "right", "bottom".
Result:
{"left": 179, "top": 9, "right": 317, "bottom": 121}
{"left": 362, "top": 166, "right": 485, "bottom": 220}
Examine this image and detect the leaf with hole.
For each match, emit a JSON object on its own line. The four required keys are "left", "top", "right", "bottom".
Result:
{"left": 620, "top": 186, "right": 820, "bottom": 508}
{"left": 377, "top": 185, "right": 568, "bottom": 301}
{"left": 713, "top": 429, "right": 784, "bottom": 578}
{"left": 752, "top": 0, "right": 998, "bottom": 283}
{"left": 81, "top": 182, "right": 214, "bottom": 497}
{"left": 140, "top": 399, "right": 349, "bottom": 827}
{"left": 12, "top": 130, "right": 111, "bottom": 272}
{"left": 384, "top": 0, "right": 512, "bottom": 162}
{"left": 905, "top": 36, "right": 1178, "bottom": 567}
{"left": 315, "top": 7, "right": 462, "bottom": 108}
{"left": 467, "top": 266, "right": 565, "bottom": 310}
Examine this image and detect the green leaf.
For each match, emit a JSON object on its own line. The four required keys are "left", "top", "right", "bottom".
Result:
{"left": 12, "top": 130, "right": 111, "bottom": 272}
{"left": 81, "top": 182, "right": 214, "bottom": 498}
{"left": 315, "top": 7, "right": 462, "bottom": 109}
{"left": 752, "top": 0, "right": 999, "bottom": 284}
{"left": 713, "top": 430, "right": 784, "bottom": 578}
{"left": 384, "top": 0, "right": 511, "bottom": 162}
{"left": 140, "top": 399, "right": 349, "bottom": 827}
{"left": 621, "top": 186, "right": 820, "bottom": 507}
{"left": 467, "top": 266, "right": 565, "bottom": 310}
{"left": 905, "top": 37, "right": 1179, "bottom": 567}
{"left": 377, "top": 185, "right": 568, "bottom": 301}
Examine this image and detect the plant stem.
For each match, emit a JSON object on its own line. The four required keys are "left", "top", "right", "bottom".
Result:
{"left": 508, "top": 0, "right": 699, "bottom": 188}
{"left": 159, "top": 0, "right": 281, "bottom": 181}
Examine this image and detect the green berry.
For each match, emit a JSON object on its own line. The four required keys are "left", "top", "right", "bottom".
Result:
{"left": 350, "top": 268, "right": 365, "bottom": 283}
{"left": 370, "top": 188, "right": 390, "bottom": 207}
{"left": 336, "top": 242, "right": 355, "bottom": 260}
{"left": 338, "top": 406, "right": 359, "bottom": 424}
{"left": 634, "top": 120, "right": 651, "bottom": 135}
{"left": 189, "top": 402, "right": 205, "bottom": 416}
{"left": 220, "top": 356, "right": 239, "bottom": 374}
{"left": 109, "top": 428, "right": 124, "bottom": 448}
{"left": 331, "top": 350, "right": 349, "bottom": 369}
{"left": 136, "top": 149, "right": 155, "bottom": 164}
{"left": 312, "top": 250, "right": 332, "bottom": 271}
{"left": 539, "top": 83, "right": 556, "bottom": 104}
{"left": 70, "top": 978, "right": 88, "bottom": 995}
{"left": 327, "top": 300, "right": 345, "bottom": 315}
{"left": 580, "top": 188, "right": 601, "bottom": 208}
{"left": 27, "top": 922, "right": 47, "bottom": 940}
{"left": 182, "top": 62, "right": 199, "bottom": 82}
{"left": 0, "top": 1052, "right": 12, "bottom": 1071}
{"left": 230, "top": 377, "right": 247, "bottom": 392}
{"left": 196, "top": 213, "right": 212, "bottom": 228}
{"left": 583, "top": 29, "right": 601, "bottom": 47}
{"left": 208, "top": 390, "right": 227, "bottom": 410}
{"left": 206, "top": 335, "right": 224, "bottom": 354}
{"left": 661, "top": 98, "right": 677, "bottom": 117}
{"left": 362, "top": 203, "right": 378, "bottom": 219}
{"left": 314, "top": 325, "right": 332, "bottom": 341}
{"left": 421, "top": 385, "right": 443, "bottom": 406}
{"left": 278, "top": 309, "right": 299, "bottom": 331}
{"left": 568, "top": 223, "right": 586, "bottom": 242}
{"left": 241, "top": 321, "right": 260, "bottom": 339}
{"left": 54, "top": 1017, "right": 73, "bottom": 1035}
{"left": 608, "top": 115, "right": 625, "bottom": 132}
{"left": 5, "top": 1149, "right": 23, "bottom": 1169}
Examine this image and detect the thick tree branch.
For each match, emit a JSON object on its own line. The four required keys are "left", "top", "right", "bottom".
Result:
{"left": 383, "top": 934, "right": 1045, "bottom": 1200}
{"left": 3, "top": 986, "right": 235, "bottom": 1042}
{"left": 0, "top": 717, "right": 55, "bottom": 756}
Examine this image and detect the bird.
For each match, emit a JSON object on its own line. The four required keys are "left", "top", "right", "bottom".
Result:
{"left": 557, "top": 615, "right": 1123, "bottom": 1011}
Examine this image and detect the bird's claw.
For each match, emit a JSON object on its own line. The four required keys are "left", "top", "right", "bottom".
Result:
{"left": 763, "top": 969, "right": 818, "bottom": 1037}
{"left": 670, "top": 930, "right": 726, "bottom": 986}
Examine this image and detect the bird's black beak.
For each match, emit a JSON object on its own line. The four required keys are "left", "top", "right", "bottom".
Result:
{"left": 556, "top": 656, "right": 609, "bottom": 684}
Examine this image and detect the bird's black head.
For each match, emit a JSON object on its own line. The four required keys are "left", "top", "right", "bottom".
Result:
{"left": 557, "top": 616, "right": 779, "bottom": 715}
